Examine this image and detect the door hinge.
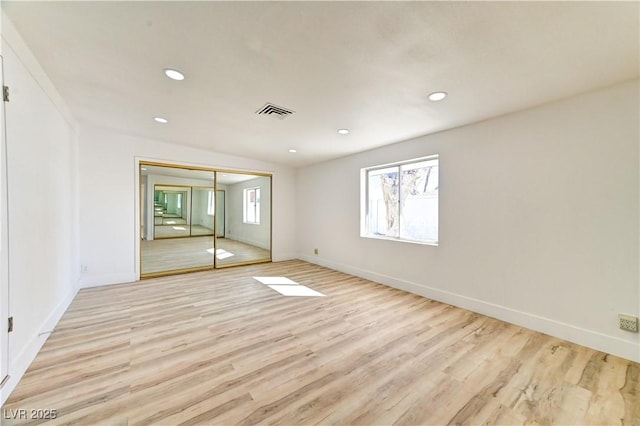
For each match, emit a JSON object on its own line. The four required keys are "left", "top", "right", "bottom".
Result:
{"left": 3, "top": 86, "right": 9, "bottom": 102}
{"left": 8, "top": 317, "right": 13, "bottom": 333}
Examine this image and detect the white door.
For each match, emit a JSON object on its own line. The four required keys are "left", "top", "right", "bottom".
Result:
{"left": 0, "top": 54, "right": 10, "bottom": 384}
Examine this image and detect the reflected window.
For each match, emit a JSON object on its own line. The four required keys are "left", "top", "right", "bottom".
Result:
{"left": 207, "top": 190, "right": 215, "bottom": 215}
{"left": 244, "top": 187, "right": 260, "bottom": 224}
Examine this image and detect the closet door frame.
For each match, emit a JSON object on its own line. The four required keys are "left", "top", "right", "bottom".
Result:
{"left": 136, "top": 160, "right": 272, "bottom": 279}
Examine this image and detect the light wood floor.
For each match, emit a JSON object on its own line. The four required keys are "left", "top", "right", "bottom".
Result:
{"left": 3, "top": 260, "right": 638, "bottom": 425}
{"left": 141, "top": 237, "right": 270, "bottom": 275}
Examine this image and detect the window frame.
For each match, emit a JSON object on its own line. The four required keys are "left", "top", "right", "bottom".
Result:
{"left": 361, "top": 155, "right": 439, "bottom": 246}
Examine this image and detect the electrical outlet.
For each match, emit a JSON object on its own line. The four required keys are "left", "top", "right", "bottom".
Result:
{"left": 619, "top": 314, "right": 638, "bottom": 332}
{"left": 314, "top": 248, "right": 318, "bottom": 255}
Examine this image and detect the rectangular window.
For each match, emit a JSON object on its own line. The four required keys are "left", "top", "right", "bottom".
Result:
{"left": 243, "top": 187, "right": 261, "bottom": 224}
{"left": 362, "top": 156, "right": 438, "bottom": 244}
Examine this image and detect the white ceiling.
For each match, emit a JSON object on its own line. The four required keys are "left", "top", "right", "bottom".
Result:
{"left": 3, "top": 1, "right": 638, "bottom": 168}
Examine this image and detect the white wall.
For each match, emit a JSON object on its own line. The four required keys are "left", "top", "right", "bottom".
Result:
{"left": 1, "top": 19, "right": 80, "bottom": 404}
{"left": 226, "top": 176, "right": 271, "bottom": 250}
{"left": 79, "top": 126, "right": 297, "bottom": 287}
{"left": 296, "top": 79, "right": 640, "bottom": 362}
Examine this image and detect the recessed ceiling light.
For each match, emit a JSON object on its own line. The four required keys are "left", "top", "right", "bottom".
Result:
{"left": 289, "top": 149, "right": 297, "bottom": 153}
{"left": 164, "top": 68, "right": 185, "bottom": 81}
{"left": 154, "top": 117, "right": 168, "bottom": 124}
{"left": 428, "top": 91, "right": 447, "bottom": 102}
{"left": 337, "top": 129, "right": 350, "bottom": 135}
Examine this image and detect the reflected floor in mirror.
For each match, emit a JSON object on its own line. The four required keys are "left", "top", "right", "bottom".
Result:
{"left": 141, "top": 237, "right": 270, "bottom": 274}
{"left": 160, "top": 217, "right": 187, "bottom": 225}
{"left": 215, "top": 238, "right": 271, "bottom": 267}
{"left": 141, "top": 236, "right": 214, "bottom": 274}
{"left": 154, "top": 225, "right": 214, "bottom": 238}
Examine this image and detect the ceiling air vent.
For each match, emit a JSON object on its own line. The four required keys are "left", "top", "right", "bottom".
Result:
{"left": 255, "top": 102, "right": 295, "bottom": 119}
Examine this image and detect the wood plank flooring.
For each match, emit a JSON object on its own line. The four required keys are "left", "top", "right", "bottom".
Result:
{"left": 3, "top": 260, "right": 638, "bottom": 425}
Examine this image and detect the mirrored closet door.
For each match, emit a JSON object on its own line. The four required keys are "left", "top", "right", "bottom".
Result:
{"left": 140, "top": 163, "right": 271, "bottom": 277}
{"left": 215, "top": 172, "right": 271, "bottom": 267}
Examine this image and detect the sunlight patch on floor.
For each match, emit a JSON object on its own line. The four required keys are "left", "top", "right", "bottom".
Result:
{"left": 253, "top": 276, "right": 326, "bottom": 297}
{"left": 253, "top": 276, "right": 298, "bottom": 285}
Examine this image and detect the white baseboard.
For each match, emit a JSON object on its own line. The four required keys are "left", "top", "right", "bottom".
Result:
{"left": 227, "top": 236, "right": 270, "bottom": 251}
{"left": 1, "top": 284, "right": 79, "bottom": 406}
{"left": 272, "top": 252, "right": 298, "bottom": 262}
{"left": 80, "top": 272, "right": 137, "bottom": 288}
{"left": 299, "top": 255, "right": 640, "bottom": 363}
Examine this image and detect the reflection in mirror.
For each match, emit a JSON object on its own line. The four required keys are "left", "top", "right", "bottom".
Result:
{"left": 154, "top": 186, "right": 190, "bottom": 238}
{"left": 215, "top": 190, "right": 225, "bottom": 237}
{"left": 190, "top": 187, "right": 215, "bottom": 236}
{"left": 215, "top": 172, "right": 271, "bottom": 267}
{"left": 140, "top": 163, "right": 271, "bottom": 277}
{"left": 140, "top": 165, "right": 215, "bottom": 276}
